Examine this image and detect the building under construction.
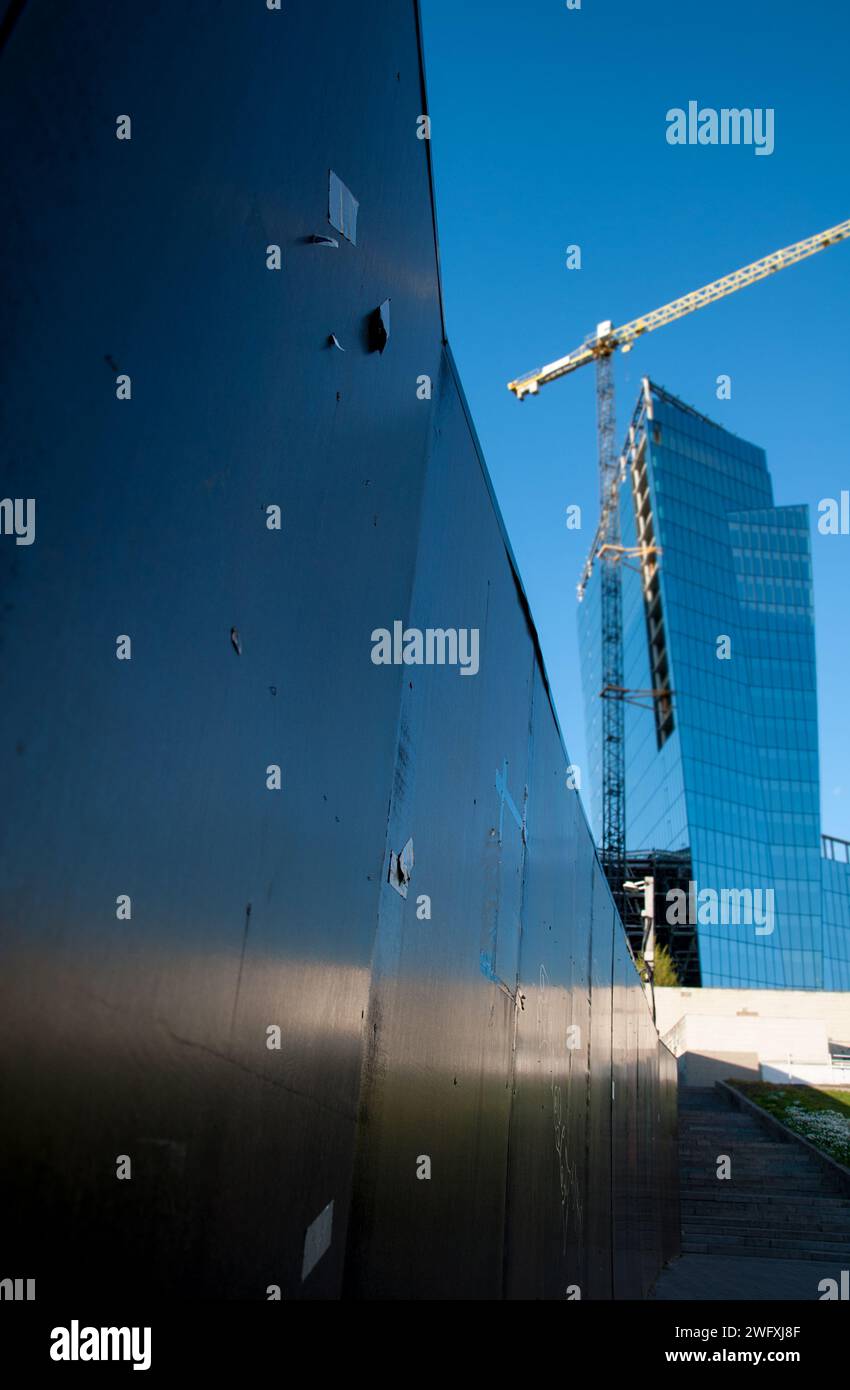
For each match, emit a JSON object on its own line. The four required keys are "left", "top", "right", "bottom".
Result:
{"left": 508, "top": 221, "right": 849, "bottom": 948}
{"left": 579, "top": 382, "right": 850, "bottom": 992}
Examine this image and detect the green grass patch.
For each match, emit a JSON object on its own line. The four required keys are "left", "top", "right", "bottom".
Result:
{"left": 730, "top": 1081, "right": 850, "bottom": 1165}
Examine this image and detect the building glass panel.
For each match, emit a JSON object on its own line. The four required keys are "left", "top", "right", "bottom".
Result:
{"left": 578, "top": 382, "right": 849, "bottom": 990}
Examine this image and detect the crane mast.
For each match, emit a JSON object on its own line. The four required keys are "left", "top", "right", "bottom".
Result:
{"left": 595, "top": 352, "right": 626, "bottom": 914}
{"left": 507, "top": 218, "right": 850, "bottom": 916}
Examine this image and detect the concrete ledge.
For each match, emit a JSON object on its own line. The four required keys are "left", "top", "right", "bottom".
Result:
{"left": 716, "top": 1079, "right": 850, "bottom": 1198}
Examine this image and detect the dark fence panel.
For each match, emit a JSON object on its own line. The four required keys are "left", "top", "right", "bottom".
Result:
{"left": 0, "top": 0, "right": 678, "bottom": 1300}
{"left": 503, "top": 665, "right": 591, "bottom": 1300}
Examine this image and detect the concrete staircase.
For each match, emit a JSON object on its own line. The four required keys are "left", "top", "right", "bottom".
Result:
{"left": 679, "top": 1087, "right": 850, "bottom": 1262}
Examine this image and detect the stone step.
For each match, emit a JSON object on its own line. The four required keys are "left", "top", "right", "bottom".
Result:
{"left": 681, "top": 1237, "right": 850, "bottom": 1262}
{"left": 681, "top": 1182, "right": 838, "bottom": 1195}
{"left": 682, "top": 1145, "right": 830, "bottom": 1157}
{"left": 682, "top": 1187, "right": 840, "bottom": 1200}
{"left": 681, "top": 1130, "right": 810, "bottom": 1141}
{"left": 681, "top": 1152, "right": 823, "bottom": 1164}
{"left": 681, "top": 1139, "right": 818, "bottom": 1147}
{"left": 680, "top": 1118, "right": 766, "bottom": 1126}
{"left": 679, "top": 1115, "right": 742, "bottom": 1124}
{"left": 681, "top": 1166, "right": 837, "bottom": 1177}
{"left": 680, "top": 1136, "right": 812, "bottom": 1149}
{"left": 680, "top": 1145, "right": 812, "bottom": 1157}
{"left": 681, "top": 1171, "right": 834, "bottom": 1183}
{"left": 683, "top": 1156, "right": 831, "bottom": 1169}
{"left": 680, "top": 1110, "right": 761, "bottom": 1118}
{"left": 681, "top": 1148, "right": 793, "bottom": 1157}
{"left": 682, "top": 1207, "right": 850, "bottom": 1225}
{"left": 681, "top": 1135, "right": 820, "bottom": 1146}
{"left": 681, "top": 1171, "right": 834, "bottom": 1184}
{"left": 681, "top": 1167, "right": 827, "bottom": 1178}
{"left": 682, "top": 1192, "right": 850, "bottom": 1209}
{"left": 682, "top": 1199, "right": 850, "bottom": 1216}
{"left": 680, "top": 1111, "right": 763, "bottom": 1120}
{"left": 683, "top": 1222, "right": 850, "bottom": 1243}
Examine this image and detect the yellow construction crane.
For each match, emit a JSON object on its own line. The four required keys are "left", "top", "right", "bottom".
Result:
{"left": 508, "top": 218, "right": 850, "bottom": 399}
{"left": 506, "top": 217, "right": 850, "bottom": 918}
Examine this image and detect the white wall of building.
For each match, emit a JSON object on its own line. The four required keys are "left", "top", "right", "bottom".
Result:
{"left": 654, "top": 987, "right": 850, "bottom": 1087}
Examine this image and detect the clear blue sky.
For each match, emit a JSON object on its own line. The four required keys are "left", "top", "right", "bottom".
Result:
{"left": 421, "top": 0, "right": 850, "bottom": 840}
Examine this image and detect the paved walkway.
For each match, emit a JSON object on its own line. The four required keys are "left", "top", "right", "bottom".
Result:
{"left": 652, "top": 1252, "right": 839, "bottom": 1300}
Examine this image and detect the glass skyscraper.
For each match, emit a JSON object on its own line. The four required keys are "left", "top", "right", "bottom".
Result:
{"left": 578, "top": 380, "right": 850, "bottom": 990}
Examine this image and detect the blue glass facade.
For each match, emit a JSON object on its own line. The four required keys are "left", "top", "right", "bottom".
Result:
{"left": 823, "top": 846, "right": 850, "bottom": 989}
{"left": 579, "top": 381, "right": 850, "bottom": 990}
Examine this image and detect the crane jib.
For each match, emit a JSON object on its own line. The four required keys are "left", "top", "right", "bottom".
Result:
{"left": 507, "top": 217, "right": 850, "bottom": 397}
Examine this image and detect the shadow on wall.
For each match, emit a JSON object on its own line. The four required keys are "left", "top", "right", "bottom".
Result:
{"left": 678, "top": 1052, "right": 761, "bottom": 1088}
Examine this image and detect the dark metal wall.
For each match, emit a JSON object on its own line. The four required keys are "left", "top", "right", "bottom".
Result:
{"left": 0, "top": 0, "right": 678, "bottom": 1299}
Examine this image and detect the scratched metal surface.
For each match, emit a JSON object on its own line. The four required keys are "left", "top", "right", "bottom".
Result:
{"left": 0, "top": 0, "right": 678, "bottom": 1299}
{"left": 503, "top": 667, "right": 591, "bottom": 1301}
{"left": 585, "top": 875, "right": 616, "bottom": 1296}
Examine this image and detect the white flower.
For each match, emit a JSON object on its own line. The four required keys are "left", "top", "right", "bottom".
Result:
{"left": 782, "top": 1103, "right": 850, "bottom": 1158}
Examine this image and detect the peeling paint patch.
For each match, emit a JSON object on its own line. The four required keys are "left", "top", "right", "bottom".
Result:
{"left": 310, "top": 233, "right": 339, "bottom": 248}
{"left": 230, "top": 627, "right": 242, "bottom": 655}
{"left": 328, "top": 170, "right": 358, "bottom": 245}
{"left": 328, "top": 333, "right": 345, "bottom": 352}
{"left": 388, "top": 836, "right": 414, "bottom": 897}
{"left": 369, "top": 298, "right": 390, "bottom": 353}
{"left": 302, "top": 1199, "right": 334, "bottom": 1281}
